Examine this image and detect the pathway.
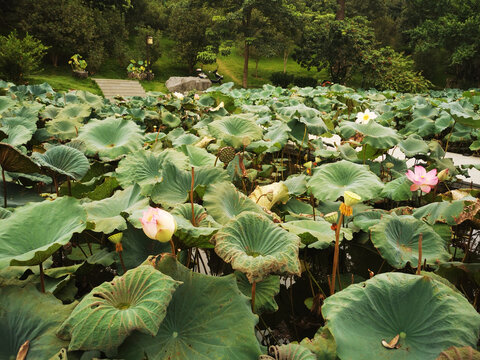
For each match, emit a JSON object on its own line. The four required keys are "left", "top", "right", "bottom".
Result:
{"left": 216, "top": 58, "right": 242, "bottom": 85}
{"left": 93, "top": 78, "right": 146, "bottom": 100}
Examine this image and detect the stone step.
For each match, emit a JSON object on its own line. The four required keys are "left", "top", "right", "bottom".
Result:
{"left": 93, "top": 78, "right": 147, "bottom": 99}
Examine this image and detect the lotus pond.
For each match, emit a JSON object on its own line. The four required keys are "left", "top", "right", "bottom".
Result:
{"left": 0, "top": 81, "right": 480, "bottom": 360}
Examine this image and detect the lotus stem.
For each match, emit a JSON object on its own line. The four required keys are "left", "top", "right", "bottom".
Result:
{"left": 330, "top": 213, "right": 344, "bottom": 295}
{"left": 190, "top": 167, "right": 196, "bottom": 227}
{"left": 186, "top": 248, "right": 192, "bottom": 268}
{"left": 1, "top": 167, "right": 6, "bottom": 208}
{"left": 118, "top": 251, "right": 127, "bottom": 273}
{"left": 310, "top": 194, "right": 316, "bottom": 220}
{"left": 67, "top": 176, "right": 72, "bottom": 196}
{"left": 39, "top": 262, "right": 45, "bottom": 293}
{"left": 444, "top": 120, "right": 456, "bottom": 154}
{"left": 53, "top": 174, "right": 59, "bottom": 196}
{"left": 169, "top": 238, "right": 176, "bottom": 256}
{"left": 251, "top": 281, "right": 257, "bottom": 312}
{"left": 416, "top": 233, "right": 423, "bottom": 275}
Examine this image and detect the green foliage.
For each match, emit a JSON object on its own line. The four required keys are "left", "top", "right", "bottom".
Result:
{"left": 0, "top": 31, "right": 49, "bottom": 82}
{"left": 293, "top": 76, "right": 318, "bottom": 88}
{"left": 293, "top": 15, "right": 375, "bottom": 83}
{"left": 270, "top": 71, "right": 294, "bottom": 87}
{"left": 361, "top": 46, "right": 432, "bottom": 92}
{"left": 68, "top": 54, "right": 87, "bottom": 72}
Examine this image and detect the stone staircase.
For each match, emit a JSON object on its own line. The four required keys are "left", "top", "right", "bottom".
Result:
{"left": 93, "top": 78, "right": 146, "bottom": 100}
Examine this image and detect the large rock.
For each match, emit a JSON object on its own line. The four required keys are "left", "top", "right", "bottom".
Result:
{"left": 165, "top": 76, "right": 211, "bottom": 93}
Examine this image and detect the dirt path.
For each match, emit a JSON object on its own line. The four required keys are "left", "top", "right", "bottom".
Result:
{"left": 216, "top": 58, "right": 241, "bottom": 85}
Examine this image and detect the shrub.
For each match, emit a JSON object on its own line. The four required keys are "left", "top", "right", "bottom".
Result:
{"left": 270, "top": 72, "right": 294, "bottom": 88}
{"left": 0, "top": 31, "right": 49, "bottom": 82}
{"left": 293, "top": 76, "right": 318, "bottom": 88}
{"left": 361, "top": 47, "right": 432, "bottom": 93}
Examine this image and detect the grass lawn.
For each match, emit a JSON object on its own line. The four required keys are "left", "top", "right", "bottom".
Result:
{"left": 27, "top": 37, "right": 327, "bottom": 96}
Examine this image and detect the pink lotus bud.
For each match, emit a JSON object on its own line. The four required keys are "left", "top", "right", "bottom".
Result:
{"left": 194, "top": 93, "right": 200, "bottom": 100}
{"left": 140, "top": 207, "right": 177, "bottom": 242}
{"left": 437, "top": 168, "right": 449, "bottom": 181}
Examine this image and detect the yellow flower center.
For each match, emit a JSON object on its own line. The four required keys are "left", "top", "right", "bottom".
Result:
{"left": 363, "top": 114, "right": 369, "bottom": 120}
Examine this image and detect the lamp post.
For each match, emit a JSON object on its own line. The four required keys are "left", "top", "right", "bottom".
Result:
{"left": 146, "top": 35, "right": 153, "bottom": 80}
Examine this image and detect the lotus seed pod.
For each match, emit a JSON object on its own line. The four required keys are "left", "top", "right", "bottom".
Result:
{"left": 218, "top": 146, "right": 236, "bottom": 164}
{"left": 344, "top": 191, "right": 362, "bottom": 207}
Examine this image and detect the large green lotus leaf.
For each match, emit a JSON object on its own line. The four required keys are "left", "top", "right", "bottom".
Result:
{"left": 77, "top": 117, "right": 144, "bottom": 160}
{"left": 276, "top": 103, "right": 327, "bottom": 133}
{"left": 54, "top": 103, "right": 92, "bottom": 121}
{"left": 58, "top": 265, "right": 181, "bottom": 353}
{"left": 203, "top": 182, "right": 264, "bottom": 225}
{"left": 249, "top": 181, "right": 290, "bottom": 210}
{"left": 380, "top": 176, "right": 413, "bottom": 201}
{"left": 262, "top": 120, "right": 290, "bottom": 151}
{"left": 323, "top": 273, "right": 480, "bottom": 360}
{"left": 0, "top": 286, "right": 75, "bottom": 359}
{"left": 398, "top": 134, "right": 430, "bottom": 157}
{"left": 46, "top": 117, "right": 84, "bottom": 140}
{"left": 83, "top": 184, "right": 149, "bottom": 234}
{"left": 119, "top": 255, "right": 262, "bottom": 360}
{"left": 178, "top": 144, "right": 216, "bottom": 167}
{"left": 117, "top": 225, "right": 171, "bottom": 272}
{"left": 352, "top": 210, "right": 386, "bottom": 232}
{"left": 300, "top": 327, "right": 337, "bottom": 360}
{"left": 437, "top": 346, "right": 480, "bottom": 359}
{"left": 115, "top": 149, "right": 188, "bottom": 194}
{"left": 213, "top": 212, "right": 301, "bottom": 283}
{"left": 413, "top": 200, "right": 466, "bottom": 226}
{"left": 0, "top": 142, "right": 40, "bottom": 173}
{"left": 308, "top": 160, "right": 384, "bottom": 202}
{"left": 370, "top": 215, "right": 451, "bottom": 269}
{"left": 0, "top": 96, "right": 15, "bottom": 113}
{"left": 1, "top": 124, "right": 33, "bottom": 146}
{"left": 440, "top": 101, "right": 480, "bottom": 128}
{"left": 235, "top": 271, "right": 280, "bottom": 314}
{"left": 2, "top": 115, "right": 37, "bottom": 133}
{"left": 208, "top": 116, "right": 263, "bottom": 148}
{"left": 151, "top": 163, "right": 229, "bottom": 207}
{"left": 171, "top": 203, "right": 220, "bottom": 248}
{"left": 32, "top": 145, "right": 90, "bottom": 180}
{"left": 74, "top": 90, "right": 104, "bottom": 110}
{"left": 435, "top": 262, "right": 480, "bottom": 288}
{"left": 403, "top": 117, "right": 436, "bottom": 137}
{"left": 339, "top": 121, "right": 401, "bottom": 149}
{"left": 283, "top": 174, "right": 308, "bottom": 196}
{"left": 0, "top": 197, "right": 86, "bottom": 268}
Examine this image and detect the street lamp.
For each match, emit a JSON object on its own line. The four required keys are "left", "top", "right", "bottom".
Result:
{"left": 146, "top": 35, "right": 153, "bottom": 80}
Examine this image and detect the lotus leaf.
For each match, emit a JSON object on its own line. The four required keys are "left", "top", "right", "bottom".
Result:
{"left": 235, "top": 271, "right": 279, "bottom": 314}
{"left": 171, "top": 203, "right": 220, "bottom": 248}
{"left": 213, "top": 212, "right": 301, "bottom": 282}
{"left": 370, "top": 214, "right": 451, "bottom": 269}
{"left": 249, "top": 181, "right": 290, "bottom": 210}
{"left": 268, "top": 344, "right": 317, "bottom": 360}
{"left": 0, "top": 197, "right": 86, "bottom": 268}
{"left": 0, "top": 142, "right": 40, "bottom": 173}
{"left": 380, "top": 176, "right": 413, "bottom": 201}
{"left": 46, "top": 117, "right": 84, "bottom": 140}
{"left": 0, "top": 286, "right": 75, "bottom": 359}
{"left": 413, "top": 200, "right": 468, "bottom": 225}
{"left": 308, "top": 160, "right": 384, "bottom": 202}
{"left": 276, "top": 104, "right": 328, "bottom": 135}
{"left": 151, "top": 162, "right": 229, "bottom": 207}
{"left": 178, "top": 144, "right": 216, "bottom": 167}
{"left": 32, "top": 145, "right": 90, "bottom": 180}
{"left": 440, "top": 101, "right": 480, "bottom": 128}
{"left": 436, "top": 347, "right": 480, "bottom": 360}
{"left": 339, "top": 121, "right": 401, "bottom": 149}
{"left": 83, "top": 184, "right": 149, "bottom": 234}
{"left": 58, "top": 265, "right": 181, "bottom": 353}
{"left": 283, "top": 174, "right": 308, "bottom": 196}
{"left": 352, "top": 210, "right": 385, "bottom": 232}
{"left": 300, "top": 327, "right": 337, "bottom": 360}
{"left": 77, "top": 117, "right": 144, "bottom": 160}
{"left": 208, "top": 115, "right": 263, "bottom": 148}
{"left": 119, "top": 255, "right": 262, "bottom": 360}
{"left": 398, "top": 134, "right": 430, "bottom": 157}
{"left": 281, "top": 219, "right": 351, "bottom": 249}
{"left": 203, "top": 182, "right": 264, "bottom": 224}
{"left": 323, "top": 273, "right": 480, "bottom": 360}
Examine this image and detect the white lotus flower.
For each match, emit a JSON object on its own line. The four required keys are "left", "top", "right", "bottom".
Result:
{"left": 173, "top": 92, "right": 184, "bottom": 100}
{"left": 355, "top": 109, "right": 377, "bottom": 124}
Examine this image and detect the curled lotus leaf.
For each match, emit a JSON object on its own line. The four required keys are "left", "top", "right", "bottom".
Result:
{"left": 300, "top": 327, "right": 337, "bottom": 360}
{"left": 323, "top": 273, "right": 480, "bottom": 360}
{"left": 398, "top": 134, "right": 430, "bottom": 157}
{"left": 213, "top": 212, "right": 301, "bottom": 283}
{"left": 370, "top": 214, "right": 451, "bottom": 269}
{"left": 77, "top": 117, "right": 144, "bottom": 160}
{"left": 0, "top": 197, "right": 86, "bottom": 268}
{"left": 32, "top": 144, "right": 90, "bottom": 180}
{"left": 0, "top": 142, "right": 40, "bottom": 173}
{"left": 235, "top": 271, "right": 280, "bottom": 314}
{"left": 171, "top": 203, "right": 220, "bottom": 248}
{"left": 0, "top": 286, "right": 75, "bottom": 359}
{"left": 248, "top": 181, "right": 290, "bottom": 210}
{"left": 203, "top": 182, "right": 264, "bottom": 225}
{"left": 281, "top": 219, "right": 344, "bottom": 249}
{"left": 436, "top": 346, "right": 480, "bottom": 360}
{"left": 208, "top": 115, "right": 263, "bottom": 148}
{"left": 268, "top": 344, "right": 317, "bottom": 360}
{"left": 307, "top": 160, "right": 384, "bottom": 202}
{"left": 118, "top": 255, "right": 262, "bottom": 360}
{"left": 58, "top": 265, "right": 181, "bottom": 353}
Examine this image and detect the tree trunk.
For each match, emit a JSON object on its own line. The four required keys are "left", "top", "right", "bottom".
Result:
{"left": 283, "top": 50, "right": 288, "bottom": 73}
{"left": 336, "top": 0, "right": 345, "bottom": 20}
{"left": 255, "top": 58, "right": 259, "bottom": 78}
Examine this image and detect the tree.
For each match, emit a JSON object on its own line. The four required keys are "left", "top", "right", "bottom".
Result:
{"left": 293, "top": 14, "right": 375, "bottom": 83}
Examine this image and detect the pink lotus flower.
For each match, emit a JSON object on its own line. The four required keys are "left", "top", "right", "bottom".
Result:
{"left": 406, "top": 166, "right": 438, "bottom": 193}
{"left": 140, "top": 207, "right": 177, "bottom": 242}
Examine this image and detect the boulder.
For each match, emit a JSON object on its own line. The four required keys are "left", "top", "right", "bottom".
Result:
{"left": 165, "top": 76, "right": 212, "bottom": 93}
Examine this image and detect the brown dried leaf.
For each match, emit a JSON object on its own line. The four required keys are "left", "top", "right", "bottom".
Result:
{"left": 454, "top": 199, "right": 480, "bottom": 225}
{"left": 16, "top": 340, "right": 29, "bottom": 360}
{"left": 381, "top": 334, "right": 400, "bottom": 349}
